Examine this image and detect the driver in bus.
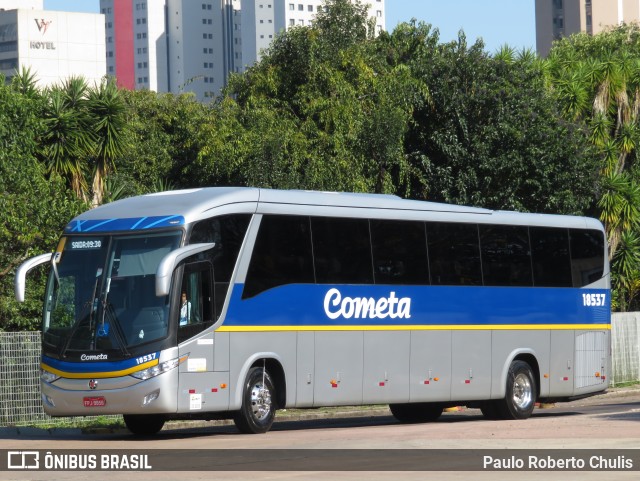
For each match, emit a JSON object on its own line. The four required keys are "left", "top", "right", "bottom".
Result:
{"left": 180, "top": 292, "right": 191, "bottom": 326}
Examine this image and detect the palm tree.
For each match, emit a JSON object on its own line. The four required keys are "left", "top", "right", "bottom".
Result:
{"left": 548, "top": 46, "right": 640, "bottom": 257}
{"left": 611, "top": 230, "right": 640, "bottom": 310}
{"left": 546, "top": 28, "right": 640, "bottom": 309}
{"left": 39, "top": 86, "right": 94, "bottom": 200}
{"left": 11, "top": 66, "right": 39, "bottom": 98}
{"left": 88, "top": 78, "right": 127, "bottom": 207}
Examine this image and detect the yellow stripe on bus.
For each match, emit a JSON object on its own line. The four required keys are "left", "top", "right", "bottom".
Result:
{"left": 40, "top": 358, "right": 159, "bottom": 379}
{"left": 217, "top": 324, "right": 611, "bottom": 332}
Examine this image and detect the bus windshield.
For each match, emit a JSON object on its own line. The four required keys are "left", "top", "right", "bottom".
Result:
{"left": 43, "top": 232, "right": 182, "bottom": 360}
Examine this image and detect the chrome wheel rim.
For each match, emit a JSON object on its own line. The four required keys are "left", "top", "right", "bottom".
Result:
{"left": 512, "top": 372, "right": 533, "bottom": 410}
{"left": 250, "top": 381, "right": 272, "bottom": 421}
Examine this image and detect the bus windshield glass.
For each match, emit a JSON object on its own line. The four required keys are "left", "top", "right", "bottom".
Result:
{"left": 42, "top": 232, "right": 182, "bottom": 360}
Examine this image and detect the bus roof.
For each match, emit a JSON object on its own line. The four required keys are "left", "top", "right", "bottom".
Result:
{"left": 64, "top": 187, "right": 602, "bottom": 233}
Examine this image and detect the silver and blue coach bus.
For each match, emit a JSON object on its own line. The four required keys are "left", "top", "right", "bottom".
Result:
{"left": 15, "top": 187, "right": 610, "bottom": 435}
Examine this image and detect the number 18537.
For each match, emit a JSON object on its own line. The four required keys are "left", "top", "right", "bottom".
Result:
{"left": 582, "top": 293, "right": 606, "bottom": 307}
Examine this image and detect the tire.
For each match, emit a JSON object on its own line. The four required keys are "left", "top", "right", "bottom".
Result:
{"left": 123, "top": 414, "right": 165, "bottom": 436}
{"left": 389, "top": 403, "right": 443, "bottom": 423}
{"left": 234, "top": 367, "right": 276, "bottom": 434}
{"left": 496, "top": 360, "right": 536, "bottom": 420}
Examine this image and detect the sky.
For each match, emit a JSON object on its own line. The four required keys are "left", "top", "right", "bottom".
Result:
{"left": 43, "top": 0, "right": 537, "bottom": 53}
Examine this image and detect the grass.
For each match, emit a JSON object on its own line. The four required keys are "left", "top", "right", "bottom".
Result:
{"left": 610, "top": 380, "right": 640, "bottom": 389}
{"left": 24, "top": 415, "right": 125, "bottom": 431}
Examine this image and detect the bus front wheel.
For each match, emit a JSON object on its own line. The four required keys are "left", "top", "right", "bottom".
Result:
{"left": 234, "top": 367, "right": 276, "bottom": 434}
{"left": 123, "top": 414, "right": 165, "bottom": 436}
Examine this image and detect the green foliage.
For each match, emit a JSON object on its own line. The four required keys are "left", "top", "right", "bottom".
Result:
{"left": 198, "top": 0, "right": 423, "bottom": 195}
{"left": 117, "top": 89, "right": 210, "bottom": 193}
{"left": 40, "top": 80, "right": 94, "bottom": 199}
{"left": 4, "top": 4, "right": 633, "bottom": 328}
{"left": 0, "top": 80, "right": 85, "bottom": 331}
{"left": 381, "top": 22, "right": 598, "bottom": 213}
{"left": 89, "top": 78, "right": 127, "bottom": 206}
{"left": 611, "top": 229, "right": 640, "bottom": 311}
{"left": 547, "top": 24, "right": 640, "bottom": 309}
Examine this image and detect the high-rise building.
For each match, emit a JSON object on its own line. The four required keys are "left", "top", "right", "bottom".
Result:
{"left": 0, "top": 0, "right": 106, "bottom": 86}
{"left": 101, "top": 0, "right": 240, "bottom": 100}
{"left": 101, "top": 0, "right": 384, "bottom": 101}
{"left": 535, "top": 0, "right": 640, "bottom": 57}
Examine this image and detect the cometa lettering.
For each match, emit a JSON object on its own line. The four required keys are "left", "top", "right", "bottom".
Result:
{"left": 323, "top": 288, "right": 411, "bottom": 320}
{"left": 80, "top": 353, "right": 108, "bottom": 361}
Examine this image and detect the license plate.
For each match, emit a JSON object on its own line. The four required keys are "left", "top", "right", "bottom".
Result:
{"left": 83, "top": 396, "right": 106, "bottom": 407}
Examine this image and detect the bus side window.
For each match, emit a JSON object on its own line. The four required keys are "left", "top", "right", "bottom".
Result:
{"left": 190, "top": 214, "right": 251, "bottom": 319}
{"left": 427, "top": 222, "right": 482, "bottom": 286}
{"left": 243, "top": 215, "right": 314, "bottom": 299}
{"left": 370, "top": 219, "right": 429, "bottom": 285}
{"left": 311, "top": 217, "right": 373, "bottom": 284}
{"left": 178, "top": 262, "right": 213, "bottom": 343}
{"left": 530, "top": 227, "right": 572, "bottom": 287}
{"left": 479, "top": 225, "right": 533, "bottom": 287}
{"left": 569, "top": 229, "right": 605, "bottom": 287}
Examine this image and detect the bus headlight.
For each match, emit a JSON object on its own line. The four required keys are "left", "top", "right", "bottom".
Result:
{"left": 130, "top": 355, "right": 186, "bottom": 381}
{"left": 40, "top": 368, "right": 60, "bottom": 384}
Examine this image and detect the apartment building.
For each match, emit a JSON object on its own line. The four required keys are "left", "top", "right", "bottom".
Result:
{"left": 536, "top": 0, "right": 640, "bottom": 56}
{"left": 101, "top": 0, "right": 384, "bottom": 101}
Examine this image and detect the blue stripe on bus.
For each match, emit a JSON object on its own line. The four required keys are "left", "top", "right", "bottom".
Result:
{"left": 64, "top": 216, "right": 185, "bottom": 233}
{"left": 223, "top": 284, "right": 610, "bottom": 328}
{"left": 42, "top": 353, "right": 159, "bottom": 376}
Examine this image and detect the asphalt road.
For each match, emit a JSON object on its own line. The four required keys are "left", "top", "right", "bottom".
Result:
{"left": 1, "top": 386, "right": 639, "bottom": 481}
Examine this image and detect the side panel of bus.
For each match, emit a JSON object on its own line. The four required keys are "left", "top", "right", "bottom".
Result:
{"left": 362, "top": 331, "right": 410, "bottom": 404}
{"left": 409, "top": 331, "right": 452, "bottom": 402}
{"left": 490, "top": 330, "right": 551, "bottom": 399}
{"left": 223, "top": 210, "right": 610, "bottom": 411}
{"left": 549, "top": 330, "right": 575, "bottom": 396}
{"left": 451, "top": 331, "right": 492, "bottom": 400}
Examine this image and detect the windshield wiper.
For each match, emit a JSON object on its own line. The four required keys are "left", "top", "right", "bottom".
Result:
{"left": 58, "top": 297, "right": 95, "bottom": 357}
{"left": 60, "top": 269, "right": 103, "bottom": 357}
{"left": 102, "top": 298, "right": 131, "bottom": 358}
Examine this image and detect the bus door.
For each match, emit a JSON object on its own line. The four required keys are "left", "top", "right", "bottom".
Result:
{"left": 177, "top": 261, "right": 229, "bottom": 412}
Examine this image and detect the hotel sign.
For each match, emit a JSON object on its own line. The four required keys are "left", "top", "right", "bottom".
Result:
{"left": 30, "top": 41, "right": 55, "bottom": 50}
{"left": 31, "top": 18, "right": 55, "bottom": 50}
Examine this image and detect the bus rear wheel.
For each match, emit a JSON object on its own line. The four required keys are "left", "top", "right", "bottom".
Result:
{"left": 234, "top": 367, "right": 276, "bottom": 434}
{"left": 496, "top": 360, "right": 536, "bottom": 420}
{"left": 123, "top": 414, "right": 165, "bottom": 436}
{"left": 389, "top": 403, "right": 443, "bottom": 423}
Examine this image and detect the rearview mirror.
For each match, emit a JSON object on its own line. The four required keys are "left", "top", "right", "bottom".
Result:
{"left": 155, "top": 243, "right": 215, "bottom": 297}
{"left": 15, "top": 253, "right": 53, "bottom": 302}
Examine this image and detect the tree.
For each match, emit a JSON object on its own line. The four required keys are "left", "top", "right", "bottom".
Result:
{"left": 88, "top": 78, "right": 127, "bottom": 206}
{"left": 0, "top": 78, "right": 84, "bottom": 331}
{"left": 201, "top": 0, "right": 420, "bottom": 194}
{"left": 380, "top": 22, "right": 598, "bottom": 213}
{"left": 39, "top": 77, "right": 95, "bottom": 200}
{"left": 114, "top": 89, "right": 213, "bottom": 193}
{"left": 546, "top": 24, "right": 640, "bottom": 309}
{"left": 11, "top": 66, "right": 39, "bottom": 99}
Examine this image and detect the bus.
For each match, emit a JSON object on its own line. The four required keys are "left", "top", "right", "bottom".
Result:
{"left": 15, "top": 187, "right": 610, "bottom": 435}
